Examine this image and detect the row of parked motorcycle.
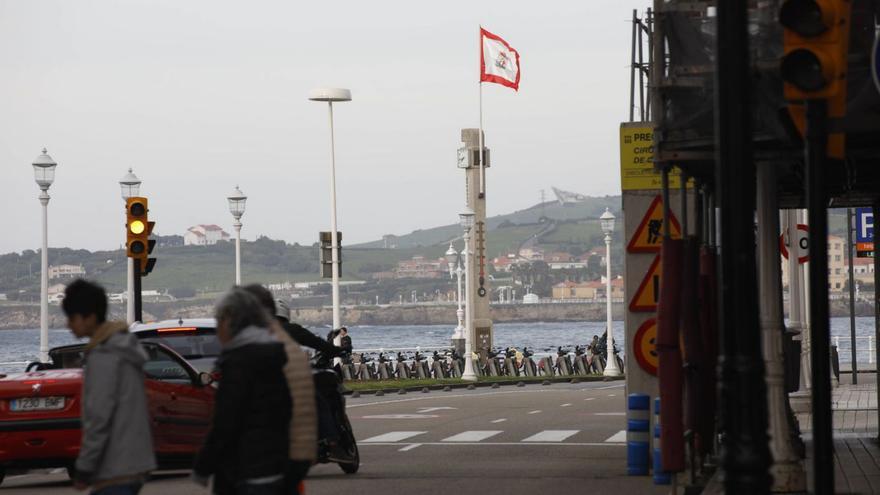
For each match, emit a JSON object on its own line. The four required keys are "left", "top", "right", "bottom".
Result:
{"left": 337, "top": 344, "right": 625, "bottom": 381}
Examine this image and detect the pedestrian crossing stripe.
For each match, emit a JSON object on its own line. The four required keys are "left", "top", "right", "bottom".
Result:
{"left": 522, "top": 430, "right": 579, "bottom": 442}
{"left": 629, "top": 255, "right": 661, "bottom": 312}
{"left": 626, "top": 195, "right": 682, "bottom": 253}
{"left": 362, "top": 431, "right": 427, "bottom": 443}
{"left": 442, "top": 431, "right": 503, "bottom": 442}
{"left": 361, "top": 429, "right": 622, "bottom": 444}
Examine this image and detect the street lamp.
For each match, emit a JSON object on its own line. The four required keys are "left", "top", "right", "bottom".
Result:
{"left": 227, "top": 186, "right": 247, "bottom": 285}
{"left": 33, "top": 148, "right": 56, "bottom": 363}
{"left": 445, "top": 242, "right": 465, "bottom": 342}
{"left": 119, "top": 168, "right": 142, "bottom": 324}
{"left": 309, "top": 87, "right": 351, "bottom": 335}
{"left": 600, "top": 207, "right": 621, "bottom": 377}
{"left": 459, "top": 207, "right": 478, "bottom": 382}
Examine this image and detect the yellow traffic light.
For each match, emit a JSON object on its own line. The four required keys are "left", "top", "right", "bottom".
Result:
{"left": 780, "top": 0, "right": 851, "bottom": 158}
{"left": 129, "top": 220, "right": 145, "bottom": 235}
{"left": 126, "top": 197, "right": 149, "bottom": 263}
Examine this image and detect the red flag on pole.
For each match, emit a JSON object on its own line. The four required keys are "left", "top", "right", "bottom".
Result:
{"left": 480, "top": 28, "right": 520, "bottom": 91}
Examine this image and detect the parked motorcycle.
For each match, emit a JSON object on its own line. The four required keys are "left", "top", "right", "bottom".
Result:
{"left": 312, "top": 351, "right": 360, "bottom": 474}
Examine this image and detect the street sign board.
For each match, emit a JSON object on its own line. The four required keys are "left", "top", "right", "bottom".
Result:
{"left": 629, "top": 255, "right": 661, "bottom": 312}
{"left": 632, "top": 318, "right": 658, "bottom": 376}
{"left": 619, "top": 123, "right": 693, "bottom": 191}
{"left": 779, "top": 224, "right": 809, "bottom": 264}
{"left": 626, "top": 195, "right": 682, "bottom": 253}
{"left": 856, "top": 207, "right": 875, "bottom": 257}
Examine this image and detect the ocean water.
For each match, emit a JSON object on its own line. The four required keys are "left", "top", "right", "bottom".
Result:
{"left": 0, "top": 317, "right": 875, "bottom": 371}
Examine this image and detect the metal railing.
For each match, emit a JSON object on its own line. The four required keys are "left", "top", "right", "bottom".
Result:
{"left": 832, "top": 336, "right": 877, "bottom": 363}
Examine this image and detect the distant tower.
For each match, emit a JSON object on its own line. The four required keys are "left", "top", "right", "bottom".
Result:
{"left": 540, "top": 189, "right": 546, "bottom": 220}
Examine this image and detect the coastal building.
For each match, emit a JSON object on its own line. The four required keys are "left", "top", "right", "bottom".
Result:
{"left": 48, "top": 264, "right": 86, "bottom": 280}
{"left": 853, "top": 257, "right": 875, "bottom": 286}
{"left": 491, "top": 254, "right": 518, "bottom": 273}
{"left": 546, "top": 252, "right": 588, "bottom": 270}
{"left": 395, "top": 256, "right": 445, "bottom": 279}
{"left": 382, "top": 234, "right": 399, "bottom": 249}
{"left": 781, "top": 234, "right": 871, "bottom": 293}
{"left": 184, "top": 225, "right": 230, "bottom": 246}
{"left": 519, "top": 247, "right": 544, "bottom": 261}
{"left": 551, "top": 277, "right": 624, "bottom": 301}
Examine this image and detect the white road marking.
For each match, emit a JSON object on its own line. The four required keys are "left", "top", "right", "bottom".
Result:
{"left": 50, "top": 468, "right": 65, "bottom": 474}
{"left": 417, "top": 407, "right": 457, "bottom": 413}
{"left": 522, "top": 430, "right": 580, "bottom": 442}
{"left": 608, "top": 394, "right": 617, "bottom": 397}
{"left": 594, "top": 412, "right": 626, "bottom": 416}
{"left": 584, "top": 398, "right": 596, "bottom": 401}
{"left": 491, "top": 418, "right": 507, "bottom": 423}
{"left": 605, "top": 430, "right": 627, "bottom": 443}
{"left": 528, "top": 410, "right": 542, "bottom": 415}
{"left": 442, "top": 430, "right": 503, "bottom": 442}
{"left": 560, "top": 403, "right": 572, "bottom": 407}
{"left": 399, "top": 443, "right": 422, "bottom": 452}
{"left": 361, "top": 414, "right": 439, "bottom": 419}
{"left": 347, "top": 389, "right": 576, "bottom": 409}
{"left": 361, "top": 442, "right": 624, "bottom": 447}
{"left": 362, "top": 431, "right": 427, "bottom": 443}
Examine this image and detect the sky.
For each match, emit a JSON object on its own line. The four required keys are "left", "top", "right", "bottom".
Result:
{"left": 0, "top": 0, "right": 643, "bottom": 254}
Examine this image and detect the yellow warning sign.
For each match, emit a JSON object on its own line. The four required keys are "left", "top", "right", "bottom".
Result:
{"left": 630, "top": 255, "right": 661, "bottom": 312}
{"left": 620, "top": 123, "right": 692, "bottom": 191}
{"left": 627, "top": 195, "right": 682, "bottom": 253}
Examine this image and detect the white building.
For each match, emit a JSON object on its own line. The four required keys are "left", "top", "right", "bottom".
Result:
{"left": 184, "top": 225, "right": 231, "bottom": 246}
{"left": 48, "top": 264, "right": 86, "bottom": 279}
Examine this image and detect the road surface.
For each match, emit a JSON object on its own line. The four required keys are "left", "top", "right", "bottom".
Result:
{"left": 1, "top": 381, "right": 668, "bottom": 494}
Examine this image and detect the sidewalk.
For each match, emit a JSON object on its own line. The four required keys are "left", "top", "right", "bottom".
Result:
{"left": 795, "top": 375, "right": 880, "bottom": 493}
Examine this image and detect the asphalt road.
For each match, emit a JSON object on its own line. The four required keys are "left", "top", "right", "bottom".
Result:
{"left": 1, "top": 381, "right": 670, "bottom": 495}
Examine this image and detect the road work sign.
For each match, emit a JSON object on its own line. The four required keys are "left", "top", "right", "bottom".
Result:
{"left": 633, "top": 318, "right": 658, "bottom": 375}
{"left": 619, "top": 123, "right": 692, "bottom": 191}
{"left": 630, "top": 255, "right": 661, "bottom": 312}
{"left": 627, "top": 195, "right": 682, "bottom": 253}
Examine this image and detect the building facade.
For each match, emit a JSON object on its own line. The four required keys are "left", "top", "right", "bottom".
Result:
{"left": 184, "top": 225, "right": 231, "bottom": 246}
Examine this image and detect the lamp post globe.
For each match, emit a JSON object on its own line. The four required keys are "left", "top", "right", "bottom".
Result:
{"left": 119, "top": 168, "right": 141, "bottom": 200}
{"left": 33, "top": 148, "right": 57, "bottom": 363}
{"left": 459, "top": 207, "right": 476, "bottom": 230}
{"left": 119, "top": 168, "right": 142, "bottom": 324}
{"left": 227, "top": 186, "right": 247, "bottom": 285}
{"left": 459, "top": 208, "right": 478, "bottom": 382}
{"left": 445, "top": 243, "right": 457, "bottom": 276}
{"left": 601, "top": 207, "right": 621, "bottom": 377}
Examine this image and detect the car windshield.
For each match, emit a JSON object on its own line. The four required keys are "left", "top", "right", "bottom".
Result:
{"left": 135, "top": 328, "right": 221, "bottom": 361}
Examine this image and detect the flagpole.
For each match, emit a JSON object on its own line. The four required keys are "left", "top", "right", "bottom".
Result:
{"left": 478, "top": 26, "right": 486, "bottom": 198}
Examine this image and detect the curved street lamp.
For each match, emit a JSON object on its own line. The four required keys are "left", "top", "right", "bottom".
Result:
{"left": 33, "top": 148, "right": 57, "bottom": 363}
{"left": 600, "top": 207, "right": 621, "bottom": 377}
{"left": 227, "top": 186, "right": 247, "bottom": 285}
{"left": 119, "top": 168, "right": 142, "bottom": 324}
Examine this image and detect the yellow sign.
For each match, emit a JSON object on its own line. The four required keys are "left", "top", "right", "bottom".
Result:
{"left": 627, "top": 195, "right": 682, "bottom": 253}
{"left": 620, "top": 123, "right": 692, "bottom": 191}
{"left": 629, "top": 255, "right": 661, "bottom": 312}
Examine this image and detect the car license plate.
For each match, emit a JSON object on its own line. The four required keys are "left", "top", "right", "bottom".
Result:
{"left": 10, "top": 396, "right": 65, "bottom": 412}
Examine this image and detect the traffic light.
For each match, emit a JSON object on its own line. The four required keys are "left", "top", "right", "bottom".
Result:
{"left": 780, "top": 0, "right": 851, "bottom": 158}
{"left": 319, "top": 231, "right": 342, "bottom": 279}
{"left": 126, "top": 197, "right": 157, "bottom": 276}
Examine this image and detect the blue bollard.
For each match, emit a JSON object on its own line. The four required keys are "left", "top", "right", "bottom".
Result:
{"left": 653, "top": 397, "right": 671, "bottom": 485}
{"left": 627, "top": 393, "right": 650, "bottom": 475}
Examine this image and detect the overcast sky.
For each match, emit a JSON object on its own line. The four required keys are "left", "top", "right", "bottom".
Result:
{"left": 1, "top": 0, "right": 642, "bottom": 254}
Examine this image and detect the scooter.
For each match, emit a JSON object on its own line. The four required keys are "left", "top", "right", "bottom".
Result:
{"left": 573, "top": 345, "right": 590, "bottom": 375}
{"left": 312, "top": 351, "right": 360, "bottom": 474}
{"left": 555, "top": 347, "right": 574, "bottom": 376}
{"left": 376, "top": 352, "right": 393, "bottom": 380}
{"left": 520, "top": 347, "right": 538, "bottom": 377}
{"left": 395, "top": 352, "right": 411, "bottom": 379}
{"left": 410, "top": 351, "right": 430, "bottom": 379}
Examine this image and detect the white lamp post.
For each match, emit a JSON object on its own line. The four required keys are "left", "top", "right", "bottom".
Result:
{"left": 601, "top": 207, "right": 621, "bottom": 376}
{"left": 227, "top": 186, "right": 247, "bottom": 285}
{"left": 445, "top": 242, "right": 465, "bottom": 340}
{"left": 33, "top": 149, "right": 56, "bottom": 363}
{"left": 119, "top": 169, "right": 142, "bottom": 324}
{"left": 309, "top": 88, "right": 351, "bottom": 334}
{"left": 460, "top": 207, "right": 478, "bottom": 382}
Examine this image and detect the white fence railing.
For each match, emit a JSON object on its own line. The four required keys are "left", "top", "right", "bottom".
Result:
{"left": 832, "top": 336, "right": 876, "bottom": 363}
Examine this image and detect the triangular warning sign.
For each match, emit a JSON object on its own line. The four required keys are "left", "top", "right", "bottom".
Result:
{"left": 629, "top": 255, "right": 661, "bottom": 312}
{"left": 626, "top": 195, "right": 682, "bottom": 253}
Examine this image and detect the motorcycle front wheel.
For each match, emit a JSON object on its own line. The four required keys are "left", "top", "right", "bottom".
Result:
{"left": 338, "top": 414, "right": 360, "bottom": 474}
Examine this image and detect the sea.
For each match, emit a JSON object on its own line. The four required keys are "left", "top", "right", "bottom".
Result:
{"left": 0, "top": 317, "right": 875, "bottom": 371}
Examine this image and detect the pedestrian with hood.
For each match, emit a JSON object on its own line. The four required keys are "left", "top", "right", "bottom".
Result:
{"left": 61, "top": 279, "right": 155, "bottom": 495}
{"left": 193, "top": 288, "right": 290, "bottom": 495}
{"left": 241, "top": 284, "right": 317, "bottom": 492}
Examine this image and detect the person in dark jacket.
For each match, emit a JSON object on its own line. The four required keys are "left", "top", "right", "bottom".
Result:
{"left": 273, "top": 298, "right": 343, "bottom": 357}
{"left": 193, "top": 288, "right": 291, "bottom": 495}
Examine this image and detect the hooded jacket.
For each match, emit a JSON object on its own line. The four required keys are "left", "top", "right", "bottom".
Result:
{"left": 76, "top": 321, "right": 157, "bottom": 484}
{"left": 268, "top": 321, "right": 317, "bottom": 462}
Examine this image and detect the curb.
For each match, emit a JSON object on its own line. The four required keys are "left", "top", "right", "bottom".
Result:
{"left": 343, "top": 374, "right": 625, "bottom": 396}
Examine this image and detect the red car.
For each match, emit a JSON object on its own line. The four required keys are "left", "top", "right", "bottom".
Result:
{"left": 0, "top": 319, "right": 219, "bottom": 485}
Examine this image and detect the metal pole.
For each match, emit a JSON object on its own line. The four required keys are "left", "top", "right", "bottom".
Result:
{"left": 800, "top": 208, "right": 813, "bottom": 391}
{"left": 126, "top": 257, "right": 135, "bottom": 324}
{"left": 681, "top": 172, "right": 688, "bottom": 237}
{"left": 461, "top": 229, "right": 477, "bottom": 381}
{"left": 805, "top": 98, "right": 833, "bottom": 494}
{"left": 234, "top": 220, "right": 242, "bottom": 285}
{"left": 630, "top": 9, "right": 637, "bottom": 122}
{"left": 39, "top": 191, "right": 49, "bottom": 363}
{"left": 328, "top": 101, "right": 341, "bottom": 332}
{"left": 872, "top": 202, "right": 880, "bottom": 442}
{"left": 133, "top": 257, "right": 142, "bottom": 323}
{"left": 788, "top": 210, "right": 803, "bottom": 376}
{"left": 847, "top": 208, "right": 858, "bottom": 383}
{"left": 456, "top": 263, "right": 465, "bottom": 337}
{"left": 714, "top": 1, "right": 771, "bottom": 491}
{"left": 638, "top": 16, "right": 646, "bottom": 122}
{"left": 604, "top": 230, "right": 620, "bottom": 376}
